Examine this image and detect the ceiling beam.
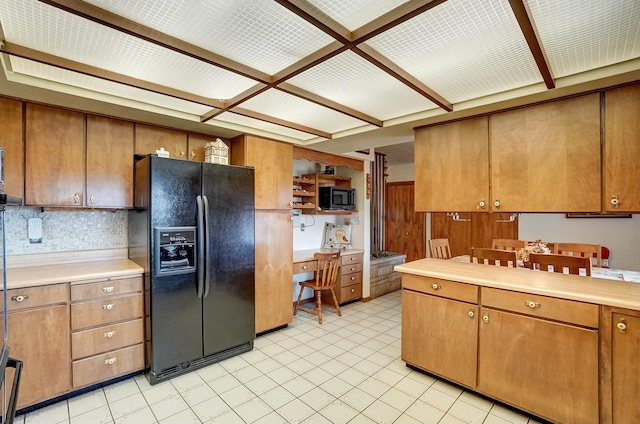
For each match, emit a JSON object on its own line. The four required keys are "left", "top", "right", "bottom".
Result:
{"left": 0, "top": 42, "right": 225, "bottom": 109}
{"left": 508, "top": 0, "right": 555, "bottom": 89}
{"left": 229, "top": 107, "right": 332, "bottom": 139}
{"left": 272, "top": 0, "right": 352, "bottom": 45}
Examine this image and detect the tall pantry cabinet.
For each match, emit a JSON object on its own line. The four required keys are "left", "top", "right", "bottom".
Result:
{"left": 231, "top": 135, "right": 293, "bottom": 334}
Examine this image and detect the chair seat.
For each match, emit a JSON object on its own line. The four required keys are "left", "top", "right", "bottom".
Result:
{"left": 298, "top": 280, "right": 336, "bottom": 291}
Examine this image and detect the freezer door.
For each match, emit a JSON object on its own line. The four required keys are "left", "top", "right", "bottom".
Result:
{"left": 202, "top": 163, "right": 255, "bottom": 356}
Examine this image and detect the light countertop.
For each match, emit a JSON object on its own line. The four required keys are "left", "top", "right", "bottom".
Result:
{"left": 396, "top": 258, "right": 640, "bottom": 311}
{"left": 294, "top": 248, "right": 365, "bottom": 263}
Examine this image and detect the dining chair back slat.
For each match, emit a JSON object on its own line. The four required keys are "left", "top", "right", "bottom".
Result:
{"left": 529, "top": 253, "right": 591, "bottom": 276}
{"left": 429, "top": 238, "right": 452, "bottom": 260}
{"left": 470, "top": 248, "right": 517, "bottom": 267}
{"left": 492, "top": 239, "right": 527, "bottom": 252}
{"left": 554, "top": 243, "right": 602, "bottom": 267}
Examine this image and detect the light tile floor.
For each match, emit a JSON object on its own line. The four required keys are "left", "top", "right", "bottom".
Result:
{"left": 16, "top": 291, "right": 545, "bottom": 424}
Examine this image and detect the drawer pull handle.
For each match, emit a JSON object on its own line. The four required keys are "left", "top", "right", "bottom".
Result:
{"left": 104, "top": 357, "right": 117, "bottom": 365}
{"left": 103, "top": 304, "right": 115, "bottom": 310}
{"left": 104, "top": 331, "right": 116, "bottom": 338}
{"left": 431, "top": 284, "right": 441, "bottom": 290}
{"left": 350, "top": 267, "right": 355, "bottom": 271}
{"left": 102, "top": 286, "right": 115, "bottom": 293}
{"left": 302, "top": 265, "right": 307, "bottom": 270}
{"left": 350, "top": 257, "right": 355, "bottom": 261}
{"left": 351, "top": 276, "right": 355, "bottom": 280}
{"left": 11, "top": 295, "right": 29, "bottom": 302}
{"left": 525, "top": 301, "right": 541, "bottom": 309}
{"left": 351, "top": 288, "right": 355, "bottom": 292}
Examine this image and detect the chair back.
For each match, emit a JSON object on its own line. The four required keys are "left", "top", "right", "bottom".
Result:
{"left": 554, "top": 243, "right": 602, "bottom": 267}
{"left": 529, "top": 253, "right": 591, "bottom": 276}
{"left": 429, "top": 238, "right": 452, "bottom": 259}
{"left": 471, "top": 248, "right": 517, "bottom": 267}
{"left": 313, "top": 251, "right": 341, "bottom": 288}
{"left": 492, "top": 239, "right": 527, "bottom": 252}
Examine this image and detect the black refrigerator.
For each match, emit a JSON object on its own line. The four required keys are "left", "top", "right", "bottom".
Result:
{"left": 128, "top": 155, "right": 255, "bottom": 385}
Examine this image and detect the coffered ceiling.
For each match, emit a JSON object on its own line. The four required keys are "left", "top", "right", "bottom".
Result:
{"left": 0, "top": 0, "right": 639, "bottom": 159}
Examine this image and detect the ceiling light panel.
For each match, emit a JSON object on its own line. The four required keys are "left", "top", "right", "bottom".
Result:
{"left": 9, "top": 57, "right": 212, "bottom": 115}
{"left": 306, "top": 0, "right": 409, "bottom": 31}
{"left": 211, "top": 112, "right": 317, "bottom": 141}
{"left": 288, "top": 50, "right": 437, "bottom": 120}
{"left": 240, "top": 89, "right": 366, "bottom": 134}
{"left": 526, "top": 0, "right": 640, "bottom": 78}
{"left": 85, "top": 0, "right": 335, "bottom": 76}
{"left": 0, "top": 0, "right": 257, "bottom": 100}
{"left": 365, "top": 0, "right": 543, "bottom": 103}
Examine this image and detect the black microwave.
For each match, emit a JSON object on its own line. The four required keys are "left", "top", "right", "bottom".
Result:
{"left": 319, "top": 186, "right": 356, "bottom": 211}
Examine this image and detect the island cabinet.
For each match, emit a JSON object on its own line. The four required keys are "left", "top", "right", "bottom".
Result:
{"left": 401, "top": 274, "right": 479, "bottom": 388}
{"left": 477, "top": 288, "right": 599, "bottom": 424}
{"left": 414, "top": 116, "right": 489, "bottom": 212}
{"left": 0, "top": 283, "right": 70, "bottom": 409}
{"left": 603, "top": 83, "right": 640, "bottom": 213}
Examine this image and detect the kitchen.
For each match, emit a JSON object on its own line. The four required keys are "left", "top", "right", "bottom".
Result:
{"left": 0, "top": 1, "right": 639, "bottom": 424}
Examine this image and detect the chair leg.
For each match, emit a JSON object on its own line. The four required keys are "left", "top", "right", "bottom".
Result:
{"left": 316, "top": 290, "right": 323, "bottom": 324}
{"left": 293, "top": 285, "right": 304, "bottom": 316}
{"left": 330, "top": 288, "right": 342, "bottom": 317}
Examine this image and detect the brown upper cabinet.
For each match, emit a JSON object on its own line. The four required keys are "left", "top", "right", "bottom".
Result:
{"left": 0, "top": 98, "right": 24, "bottom": 199}
{"left": 231, "top": 134, "right": 293, "bottom": 210}
{"left": 26, "top": 104, "right": 86, "bottom": 206}
{"left": 490, "top": 93, "right": 601, "bottom": 212}
{"left": 135, "top": 124, "right": 188, "bottom": 160}
{"left": 604, "top": 84, "right": 640, "bottom": 213}
{"left": 415, "top": 117, "right": 489, "bottom": 212}
{"left": 187, "top": 133, "right": 228, "bottom": 162}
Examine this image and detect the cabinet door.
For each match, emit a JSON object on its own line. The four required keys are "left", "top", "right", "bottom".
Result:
{"left": 0, "top": 98, "right": 24, "bottom": 198}
{"left": 478, "top": 308, "right": 598, "bottom": 424}
{"left": 187, "top": 133, "right": 225, "bottom": 162}
{"left": 415, "top": 117, "right": 489, "bottom": 212}
{"left": 3, "top": 304, "right": 71, "bottom": 408}
{"left": 25, "top": 104, "right": 85, "bottom": 206}
{"left": 232, "top": 135, "right": 293, "bottom": 210}
{"left": 490, "top": 94, "right": 601, "bottom": 212}
{"left": 135, "top": 124, "right": 188, "bottom": 159}
{"left": 401, "top": 290, "right": 478, "bottom": 388}
{"left": 86, "top": 115, "right": 134, "bottom": 208}
{"left": 255, "top": 210, "right": 293, "bottom": 333}
{"left": 604, "top": 84, "right": 640, "bottom": 212}
{"left": 611, "top": 313, "right": 640, "bottom": 423}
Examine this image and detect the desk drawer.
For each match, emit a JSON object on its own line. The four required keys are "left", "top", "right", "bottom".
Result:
{"left": 340, "top": 284, "right": 362, "bottom": 303}
{"left": 72, "top": 318, "right": 144, "bottom": 360}
{"left": 402, "top": 275, "right": 478, "bottom": 304}
{"left": 72, "top": 343, "right": 144, "bottom": 388}
{"left": 293, "top": 260, "right": 317, "bottom": 275}
{"left": 481, "top": 287, "right": 599, "bottom": 328}
{"left": 71, "top": 294, "right": 143, "bottom": 331}
{"left": 342, "top": 253, "right": 363, "bottom": 266}
{"left": 342, "top": 262, "right": 363, "bottom": 275}
{"left": 341, "top": 271, "right": 362, "bottom": 287}
{"left": 1, "top": 283, "right": 67, "bottom": 312}
{"left": 71, "top": 276, "right": 142, "bottom": 301}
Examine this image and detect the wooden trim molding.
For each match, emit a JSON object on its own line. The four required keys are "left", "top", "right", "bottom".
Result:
{"left": 293, "top": 146, "right": 364, "bottom": 171}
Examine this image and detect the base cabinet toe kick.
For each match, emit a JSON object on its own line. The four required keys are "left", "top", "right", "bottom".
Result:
{"left": 398, "top": 265, "right": 640, "bottom": 424}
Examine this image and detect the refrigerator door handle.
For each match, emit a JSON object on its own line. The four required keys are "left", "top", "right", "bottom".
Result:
{"left": 196, "top": 195, "right": 205, "bottom": 298}
{"left": 203, "top": 195, "right": 211, "bottom": 298}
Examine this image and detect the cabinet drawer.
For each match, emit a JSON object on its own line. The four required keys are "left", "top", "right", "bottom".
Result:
{"left": 71, "top": 294, "right": 143, "bottom": 330}
{"left": 340, "top": 283, "right": 362, "bottom": 303}
{"left": 72, "top": 318, "right": 144, "bottom": 360}
{"left": 481, "top": 287, "right": 599, "bottom": 328}
{"left": 341, "top": 271, "right": 362, "bottom": 287}
{"left": 341, "top": 253, "right": 363, "bottom": 266}
{"left": 0, "top": 283, "right": 67, "bottom": 313}
{"left": 72, "top": 343, "right": 144, "bottom": 388}
{"left": 341, "top": 262, "right": 363, "bottom": 275}
{"left": 402, "top": 275, "right": 478, "bottom": 304}
{"left": 293, "top": 260, "right": 317, "bottom": 275}
{"left": 71, "top": 276, "right": 142, "bottom": 301}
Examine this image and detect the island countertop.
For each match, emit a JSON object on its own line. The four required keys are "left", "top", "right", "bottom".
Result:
{"left": 395, "top": 258, "right": 640, "bottom": 311}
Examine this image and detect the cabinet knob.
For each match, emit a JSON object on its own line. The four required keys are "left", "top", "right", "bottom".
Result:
{"left": 468, "top": 309, "right": 475, "bottom": 318}
{"left": 104, "top": 331, "right": 116, "bottom": 338}
{"left": 478, "top": 199, "right": 486, "bottom": 209}
{"left": 74, "top": 193, "right": 80, "bottom": 204}
{"left": 525, "top": 300, "right": 541, "bottom": 309}
{"left": 611, "top": 195, "right": 620, "bottom": 208}
{"left": 431, "top": 283, "right": 441, "bottom": 290}
{"left": 90, "top": 194, "right": 96, "bottom": 204}
{"left": 11, "top": 295, "right": 29, "bottom": 302}
{"left": 482, "top": 315, "right": 490, "bottom": 323}
{"left": 103, "top": 304, "right": 115, "bottom": 310}
{"left": 350, "top": 267, "right": 355, "bottom": 271}
{"left": 617, "top": 318, "right": 627, "bottom": 333}
{"left": 351, "top": 276, "right": 355, "bottom": 280}
{"left": 180, "top": 150, "right": 185, "bottom": 158}
{"left": 191, "top": 150, "right": 196, "bottom": 159}
{"left": 104, "top": 357, "right": 117, "bottom": 365}
{"left": 351, "top": 288, "right": 355, "bottom": 292}
{"left": 351, "top": 257, "right": 355, "bottom": 261}
{"left": 493, "top": 199, "right": 500, "bottom": 209}
{"left": 302, "top": 265, "right": 307, "bottom": 270}
{"left": 102, "top": 286, "right": 115, "bottom": 293}
{"left": 288, "top": 202, "right": 293, "bottom": 207}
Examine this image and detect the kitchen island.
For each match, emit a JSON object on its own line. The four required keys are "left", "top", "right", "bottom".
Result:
{"left": 395, "top": 258, "right": 640, "bottom": 424}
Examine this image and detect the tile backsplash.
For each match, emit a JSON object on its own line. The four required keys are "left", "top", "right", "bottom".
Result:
{"left": 3, "top": 207, "right": 127, "bottom": 255}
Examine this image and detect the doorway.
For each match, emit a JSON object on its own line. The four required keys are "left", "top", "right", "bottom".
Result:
{"left": 384, "top": 181, "right": 426, "bottom": 262}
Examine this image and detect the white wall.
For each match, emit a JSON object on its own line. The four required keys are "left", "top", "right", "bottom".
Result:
{"left": 386, "top": 163, "right": 414, "bottom": 183}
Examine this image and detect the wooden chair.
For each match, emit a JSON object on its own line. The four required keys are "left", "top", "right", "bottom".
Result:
{"left": 429, "top": 238, "right": 452, "bottom": 259}
{"left": 293, "top": 251, "right": 342, "bottom": 324}
{"left": 492, "top": 239, "right": 527, "bottom": 252}
{"left": 554, "top": 243, "right": 602, "bottom": 267}
{"left": 470, "top": 248, "right": 517, "bottom": 267}
{"left": 529, "top": 253, "right": 591, "bottom": 276}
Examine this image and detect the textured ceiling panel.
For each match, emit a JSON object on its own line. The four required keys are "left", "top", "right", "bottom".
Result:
{"left": 0, "top": 0, "right": 258, "bottom": 100}
{"left": 9, "top": 57, "right": 212, "bottom": 115}
{"left": 526, "top": 0, "right": 640, "bottom": 78}
{"left": 365, "top": 0, "right": 543, "bottom": 103}
{"left": 211, "top": 112, "right": 318, "bottom": 141}
{"left": 240, "top": 89, "right": 367, "bottom": 134}
{"left": 85, "top": 0, "right": 335, "bottom": 75}
{"left": 288, "top": 50, "right": 437, "bottom": 120}
{"left": 306, "top": 0, "right": 409, "bottom": 31}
